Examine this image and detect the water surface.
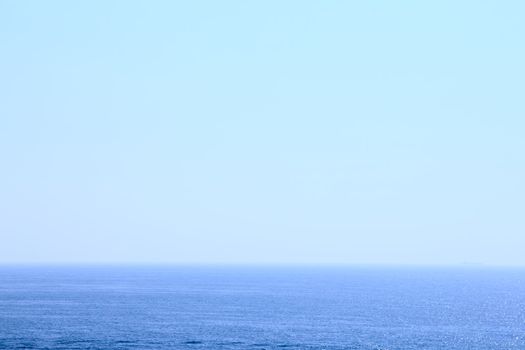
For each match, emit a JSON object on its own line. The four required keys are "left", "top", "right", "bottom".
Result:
{"left": 1, "top": 266, "right": 524, "bottom": 349}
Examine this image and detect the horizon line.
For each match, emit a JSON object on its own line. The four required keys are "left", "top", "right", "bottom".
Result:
{"left": 1, "top": 262, "right": 524, "bottom": 269}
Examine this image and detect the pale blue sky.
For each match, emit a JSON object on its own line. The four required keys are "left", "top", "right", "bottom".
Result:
{"left": 1, "top": 1, "right": 524, "bottom": 265}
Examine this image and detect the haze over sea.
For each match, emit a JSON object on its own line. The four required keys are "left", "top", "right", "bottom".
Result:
{"left": 1, "top": 266, "right": 524, "bottom": 350}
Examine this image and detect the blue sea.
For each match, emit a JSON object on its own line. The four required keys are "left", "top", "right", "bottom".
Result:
{"left": 1, "top": 266, "right": 524, "bottom": 349}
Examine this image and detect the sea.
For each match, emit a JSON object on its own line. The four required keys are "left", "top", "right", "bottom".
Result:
{"left": 0, "top": 266, "right": 524, "bottom": 350}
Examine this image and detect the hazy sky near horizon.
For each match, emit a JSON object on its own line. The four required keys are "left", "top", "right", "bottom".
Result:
{"left": 1, "top": 1, "right": 524, "bottom": 265}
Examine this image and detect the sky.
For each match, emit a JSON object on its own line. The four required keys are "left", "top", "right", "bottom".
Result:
{"left": 0, "top": 1, "right": 524, "bottom": 265}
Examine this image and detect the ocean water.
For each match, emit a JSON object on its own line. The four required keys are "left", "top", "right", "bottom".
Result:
{"left": 0, "top": 266, "right": 524, "bottom": 350}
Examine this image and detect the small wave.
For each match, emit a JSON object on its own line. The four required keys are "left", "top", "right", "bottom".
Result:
{"left": 217, "top": 341, "right": 244, "bottom": 345}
